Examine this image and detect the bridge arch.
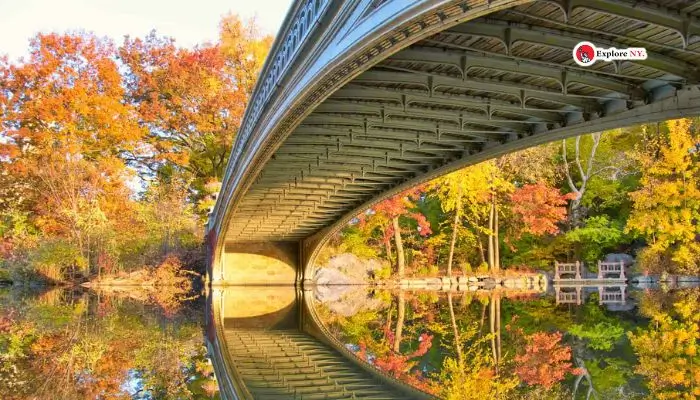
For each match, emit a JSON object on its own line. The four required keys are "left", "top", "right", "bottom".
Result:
{"left": 208, "top": 0, "right": 700, "bottom": 286}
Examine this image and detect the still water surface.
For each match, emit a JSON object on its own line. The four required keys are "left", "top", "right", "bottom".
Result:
{"left": 2, "top": 285, "right": 698, "bottom": 399}
{"left": 312, "top": 285, "right": 699, "bottom": 399}
{"left": 0, "top": 286, "right": 219, "bottom": 400}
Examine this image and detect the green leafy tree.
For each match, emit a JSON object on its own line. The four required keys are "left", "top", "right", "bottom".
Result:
{"left": 569, "top": 322, "right": 625, "bottom": 351}
{"left": 564, "top": 216, "right": 628, "bottom": 264}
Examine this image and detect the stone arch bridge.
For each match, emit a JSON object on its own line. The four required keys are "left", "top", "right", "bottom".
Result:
{"left": 207, "top": 0, "right": 700, "bottom": 286}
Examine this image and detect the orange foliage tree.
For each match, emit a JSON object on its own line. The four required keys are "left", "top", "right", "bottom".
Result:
{"left": 0, "top": 33, "right": 144, "bottom": 278}
{"left": 358, "top": 187, "right": 432, "bottom": 277}
{"left": 513, "top": 331, "right": 581, "bottom": 389}
{"left": 119, "top": 16, "right": 272, "bottom": 212}
{"left": 358, "top": 332, "right": 434, "bottom": 393}
{"left": 1, "top": 14, "right": 270, "bottom": 280}
{"left": 510, "top": 182, "right": 575, "bottom": 239}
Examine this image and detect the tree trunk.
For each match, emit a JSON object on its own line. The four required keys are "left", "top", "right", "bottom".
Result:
{"left": 447, "top": 292, "right": 463, "bottom": 366}
{"left": 562, "top": 133, "right": 601, "bottom": 227}
{"left": 393, "top": 291, "right": 405, "bottom": 353}
{"left": 495, "top": 294, "right": 501, "bottom": 361}
{"left": 490, "top": 293, "right": 502, "bottom": 373}
{"left": 479, "top": 302, "right": 487, "bottom": 336}
{"left": 494, "top": 199, "right": 500, "bottom": 272}
{"left": 392, "top": 217, "right": 405, "bottom": 278}
{"left": 385, "top": 239, "right": 393, "bottom": 264}
{"left": 490, "top": 294, "right": 498, "bottom": 371}
{"left": 446, "top": 196, "right": 462, "bottom": 277}
{"left": 477, "top": 235, "right": 486, "bottom": 266}
{"left": 386, "top": 300, "right": 393, "bottom": 334}
{"left": 487, "top": 202, "right": 495, "bottom": 271}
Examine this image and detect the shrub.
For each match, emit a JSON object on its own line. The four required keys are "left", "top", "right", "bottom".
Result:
{"left": 374, "top": 265, "right": 392, "bottom": 280}
{"left": 461, "top": 262, "right": 473, "bottom": 275}
{"left": 476, "top": 262, "right": 489, "bottom": 274}
{"left": 28, "top": 240, "right": 87, "bottom": 282}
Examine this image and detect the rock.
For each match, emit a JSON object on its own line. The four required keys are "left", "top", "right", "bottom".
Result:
{"left": 321, "top": 253, "right": 385, "bottom": 283}
{"left": 678, "top": 281, "right": 700, "bottom": 289}
{"left": 677, "top": 276, "right": 700, "bottom": 282}
{"left": 631, "top": 275, "right": 655, "bottom": 283}
{"left": 468, "top": 285, "right": 479, "bottom": 291}
{"left": 314, "top": 267, "right": 355, "bottom": 285}
{"left": 426, "top": 278, "right": 443, "bottom": 287}
{"left": 632, "top": 281, "right": 657, "bottom": 290}
{"left": 482, "top": 279, "right": 497, "bottom": 289}
{"left": 313, "top": 285, "right": 383, "bottom": 317}
{"left": 313, "top": 283, "right": 352, "bottom": 303}
{"left": 604, "top": 253, "right": 635, "bottom": 267}
{"left": 409, "top": 279, "right": 428, "bottom": 288}
{"left": 468, "top": 276, "right": 478, "bottom": 283}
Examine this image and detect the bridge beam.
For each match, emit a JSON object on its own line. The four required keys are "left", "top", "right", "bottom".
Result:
{"left": 209, "top": 0, "right": 700, "bottom": 285}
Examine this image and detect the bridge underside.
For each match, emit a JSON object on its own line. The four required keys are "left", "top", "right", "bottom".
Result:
{"left": 208, "top": 287, "right": 435, "bottom": 399}
{"left": 217, "top": 0, "right": 700, "bottom": 284}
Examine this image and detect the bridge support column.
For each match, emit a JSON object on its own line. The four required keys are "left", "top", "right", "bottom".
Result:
{"left": 214, "top": 241, "right": 300, "bottom": 286}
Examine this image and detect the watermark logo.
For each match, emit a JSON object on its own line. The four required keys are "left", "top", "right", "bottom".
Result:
{"left": 572, "top": 41, "right": 647, "bottom": 67}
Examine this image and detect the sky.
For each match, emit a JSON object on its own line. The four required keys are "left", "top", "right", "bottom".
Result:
{"left": 0, "top": 0, "right": 292, "bottom": 61}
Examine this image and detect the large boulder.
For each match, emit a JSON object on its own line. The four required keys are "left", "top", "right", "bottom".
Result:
{"left": 604, "top": 253, "right": 635, "bottom": 267}
{"left": 313, "top": 267, "right": 355, "bottom": 285}
{"left": 315, "top": 253, "right": 385, "bottom": 284}
{"left": 313, "top": 285, "right": 384, "bottom": 317}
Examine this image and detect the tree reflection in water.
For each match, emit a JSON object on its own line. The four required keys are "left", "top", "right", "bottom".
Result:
{"left": 313, "top": 287, "right": 700, "bottom": 399}
{"left": 0, "top": 287, "right": 218, "bottom": 400}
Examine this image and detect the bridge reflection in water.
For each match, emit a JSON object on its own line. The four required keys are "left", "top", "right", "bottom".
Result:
{"left": 206, "top": 287, "right": 434, "bottom": 400}
{"left": 554, "top": 284, "right": 627, "bottom": 306}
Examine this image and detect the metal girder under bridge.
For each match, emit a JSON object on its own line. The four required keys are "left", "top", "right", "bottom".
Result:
{"left": 207, "top": 0, "right": 700, "bottom": 286}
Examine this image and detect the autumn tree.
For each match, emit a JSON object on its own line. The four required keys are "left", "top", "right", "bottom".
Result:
{"left": 562, "top": 133, "right": 602, "bottom": 226}
{"left": 358, "top": 187, "right": 432, "bottom": 277}
{"left": 513, "top": 331, "right": 581, "bottom": 389}
{"left": 453, "top": 161, "right": 513, "bottom": 272}
{"left": 0, "top": 33, "right": 144, "bottom": 279}
{"left": 119, "top": 17, "right": 272, "bottom": 214}
{"left": 626, "top": 119, "right": 700, "bottom": 274}
{"left": 428, "top": 169, "right": 476, "bottom": 276}
{"left": 509, "top": 182, "right": 574, "bottom": 240}
{"left": 629, "top": 290, "right": 700, "bottom": 399}
{"left": 219, "top": 14, "right": 273, "bottom": 97}
{"left": 435, "top": 319, "right": 518, "bottom": 400}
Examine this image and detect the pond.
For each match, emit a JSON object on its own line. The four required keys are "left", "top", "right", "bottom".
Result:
{"left": 0, "top": 286, "right": 219, "bottom": 400}
{"left": 3, "top": 284, "right": 698, "bottom": 399}
{"left": 313, "top": 285, "right": 700, "bottom": 399}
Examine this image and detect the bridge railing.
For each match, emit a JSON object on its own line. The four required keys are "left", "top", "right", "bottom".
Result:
{"left": 597, "top": 261, "right": 626, "bottom": 280}
{"left": 554, "top": 261, "right": 582, "bottom": 280}
{"left": 598, "top": 286, "right": 626, "bottom": 305}
{"left": 208, "top": 0, "right": 332, "bottom": 231}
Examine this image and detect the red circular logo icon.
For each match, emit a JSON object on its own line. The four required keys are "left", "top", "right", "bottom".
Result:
{"left": 573, "top": 42, "right": 596, "bottom": 66}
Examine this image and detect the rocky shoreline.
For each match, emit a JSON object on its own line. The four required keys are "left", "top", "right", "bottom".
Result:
{"left": 394, "top": 274, "right": 547, "bottom": 291}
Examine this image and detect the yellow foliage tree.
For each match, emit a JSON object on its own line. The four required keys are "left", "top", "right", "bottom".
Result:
{"left": 434, "top": 324, "right": 518, "bottom": 400}
{"left": 628, "top": 311, "right": 700, "bottom": 399}
{"left": 626, "top": 119, "right": 700, "bottom": 274}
